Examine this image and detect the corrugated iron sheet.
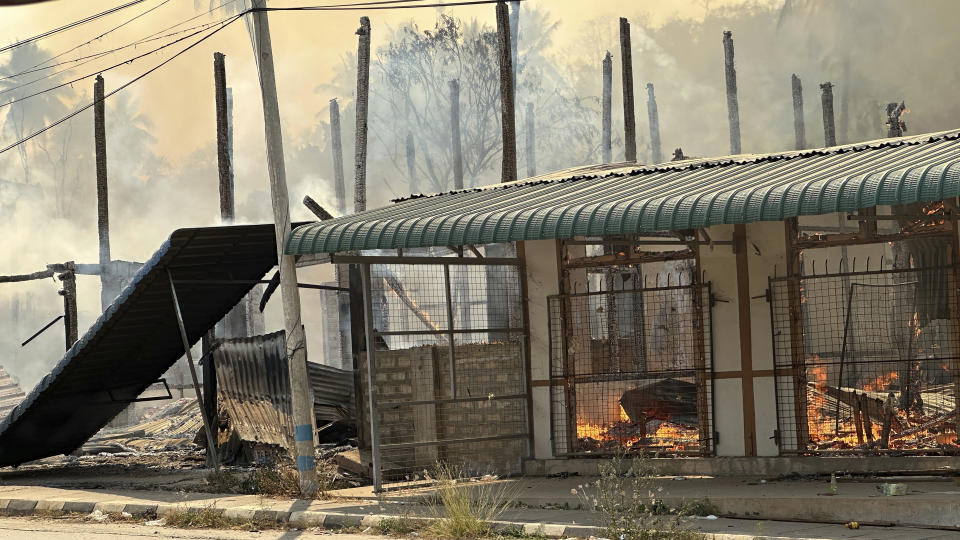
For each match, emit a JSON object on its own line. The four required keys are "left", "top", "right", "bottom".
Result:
{"left": 287, "top": 130, "right": 960, "bottom": 253}
{"left": 0, "top": 224, "right": 283, "bottom": 466}
{"left": 213, "top": 331, "right": 355, "bottom": 449}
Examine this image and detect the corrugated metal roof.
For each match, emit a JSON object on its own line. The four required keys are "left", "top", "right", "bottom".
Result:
{"left": 0, "top": 224, "right": 282, "bottom": 466}
{"left": 0, "top": 367, "right": 25, "bottom": 421}
{"left": 213, "top": 332, "right": 355, "bottom": 450}
{"left": 287, "top": 130, "right": 960, "bottom": 254}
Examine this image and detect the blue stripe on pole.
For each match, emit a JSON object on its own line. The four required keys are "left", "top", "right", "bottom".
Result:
{"left": 297, "top": 455, "right": 315, "bottom": 471}
{"left": 294, "top": 424, "right": 312, "bottom": 442}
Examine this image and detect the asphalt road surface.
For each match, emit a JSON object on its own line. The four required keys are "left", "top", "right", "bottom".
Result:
{"left": 0, "top": 516, "right": 392, "bottom": 539}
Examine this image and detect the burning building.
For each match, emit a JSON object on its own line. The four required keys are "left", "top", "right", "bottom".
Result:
{"left": 285, "top": 130, "right": 960, "bottom": 489}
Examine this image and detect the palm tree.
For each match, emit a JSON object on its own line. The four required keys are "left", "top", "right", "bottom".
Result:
{"left": 0, "top": 42, "right": 71, "bottom": 184}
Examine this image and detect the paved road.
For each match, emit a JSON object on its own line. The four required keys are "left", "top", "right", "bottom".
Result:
{"left": 0, "top": 516, "right": 391, "bottom": 539}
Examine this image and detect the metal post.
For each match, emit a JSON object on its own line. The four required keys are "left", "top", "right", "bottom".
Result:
{"left": 360, "top": 263, "right": 382, "bottom": 492}
{"left": 167, "top": 270, "right": 220, "bottom": 470}
{"left": 443, "top": 264, "right": 457, "bottom": 399}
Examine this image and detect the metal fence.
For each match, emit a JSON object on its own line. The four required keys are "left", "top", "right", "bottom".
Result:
{"left": 770, "top": 265, "right": 960, "bottom": 453}
{"left": 356, "top": 253, "right": 529, "bottom": 489}
{"left": 548, "top": 279, "right": 714, "bottom": 456}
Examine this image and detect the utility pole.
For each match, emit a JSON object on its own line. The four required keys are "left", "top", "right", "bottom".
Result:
{"left": 354, "top": 16, "right": 371, "bottom": 212}
{"left": 405, "top": 132, "right": 416, "bottom": 193}
{"left": 215, "top": 53, "right": 234, "bottom": 224}
{"left": 602, "top": 51, "right": 612, "bottom": 164}
{"left": 329, "top": 98, "right": 346, "bottom": 215}
{"left": 525, "top": 102, "right": 535, "bottom": 177}
{"left": 722, "top": 31, "right": 741, "bottom": 155}
{"left": 94, "top": 75, "right": 112, "bottom": 310}
{"left": 449, "top": 80, "right": 464, "bottom": 190}
{"left": 496, "top": 1, "right": 516, "bottom": 183}
{"left": 791, "top": 74, "right": 805, "bottom": 150}
{"left": 646, "top": 83, "right": 662, "bottom": 164}
{"left": 820, "top": 82, "right": 836, "bottom": 147}
{"left": 249, "top": 0, "right": 317, "bottom": 495}
{"left": 619, "top": 18, "right": 637, "bottom": 162}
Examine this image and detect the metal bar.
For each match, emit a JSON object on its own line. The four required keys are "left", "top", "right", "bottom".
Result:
{"left": 443, "top": 264, "right": 457, "bottom": 399}
{"left": 834, "top": 284, "right": 856, "bottom": 436}
{"left": 20, "top": 315, "right": 65, "bottom": 347}
{"left": 360, "top": 263, "right": 383, "bottom": 493}
{"left": 172, "top": 279, "right": 348, "bottom": 291}
{"left": 166, "top": 270, "right": 220, "bottom": 471}
{"left": 375, "top": 327, "right": 525, "bottom": 337}
{"left": 847, "top": 213, "right": 955, "bottom": 221}
{"left": 379, "top": 432, "right": 529, "bottom": 451}
{"left": 331, "top": 255, "right": 521, "bottom": 266}
{"left": 769, "top": 264, "right": 953, "bottom": 283}
{"left": 379, "top": 393, "right": 528, "bottom": 408}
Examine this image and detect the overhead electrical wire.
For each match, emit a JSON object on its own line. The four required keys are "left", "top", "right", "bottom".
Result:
{"left": 0, "top": 0, "right": 513, "bottom": 157}
{"left": 0, "top": 0, "right": 150, "bottom": 55}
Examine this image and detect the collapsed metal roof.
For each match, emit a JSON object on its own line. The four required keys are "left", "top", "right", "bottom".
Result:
{"left": 287, "top": 130, "right": 960, "bottom": 254}
{"left": 0, "top": 224, "right": 281, "bottom": 466}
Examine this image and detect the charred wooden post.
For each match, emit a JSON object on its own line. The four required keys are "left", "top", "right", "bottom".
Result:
{"left": 405, "top": 132, "right": 416, "bottom": 194}
{"left": 56, "top": 263, "right": 77, "bottom": 350}
{"left": 94, "top": 75, "right": 113, "bottom": 310}
{"left": 879, "top": 392, "right": 896, "bottom": 448}
{"left": 214, "top": 53, "right": 233, "bottom": 223}
{"left": 601, "top": 51, "right": 613, "bottom": 164}
{"left": 449, "top": 80, "right": 464, "bottom": 190}
{"left": 886, "top": 101, "right": 907, "bottom": 138}
{"left": 496, "top": 1, "right": 517, "bottom": 183}
{"left": 853, "top": 391, "right": 864, "bottom": 445}
{"left": 303, "top": 195, "right": 334, "bottom": 220}
{"left": 722, "top": 31, "right": 741, "bottom": 155}
{"left": 791, "top": 74, "right": 805, "bottom": 150}
{"left": 329, "top": 98, "right": 346, "bottom": 215}
{"left": 620, "top": 18, "right": 637, "bottom": 162}
{"left": 354, "top": 16, "right": 371, "bottom": 212}
{"left": 820, "top": 82, "right": 837, "bottom": 147}
{"left": 525, "top": 102, "right": 536, "bottom": 177}
{"left": 646, "top": 83, "right": 662, "bottom": 164}
{"left": 861, "top": 392, "right": 874, "bottom": 442}
{"left": 509, "top": 0, "right": 519, "bottom": 95}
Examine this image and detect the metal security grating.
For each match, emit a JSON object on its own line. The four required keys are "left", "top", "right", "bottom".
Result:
{"left": 357, "top": 253, "right": 529, "bottom": 487}
{"left": 771, "top": 265, "right": 960, "bottom": 453}
{"left": 548, "top": 279, "right": 714, "bottom": 456}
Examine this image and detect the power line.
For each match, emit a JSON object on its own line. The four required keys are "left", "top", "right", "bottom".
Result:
{"left": 0, "top": 0, "right": 150, "bottom": 55}
{"left": 0, "top": 14, "right": 243, "bottom": 156}
{"left": 0, "top": 15, "right": 235, "bottom": 110}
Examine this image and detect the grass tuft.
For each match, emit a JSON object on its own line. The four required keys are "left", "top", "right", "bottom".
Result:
{"left": 425, "top": 464, "right": 517, "bottom": 539}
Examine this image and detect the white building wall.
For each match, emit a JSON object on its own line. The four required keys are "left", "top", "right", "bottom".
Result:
{"left": 522, "top": 239, "right": 560, "bottom": 458}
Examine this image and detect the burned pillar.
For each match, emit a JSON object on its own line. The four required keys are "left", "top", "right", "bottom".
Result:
{"left": 602, "top": 51, "right": 613, "bottom": 164}
{"left": 450, "top": 80, "right": 464, "bottom": 190}
{"left": 330, "top": 98, "right": 347, "bottom": 215}
{"left": 820, "top": 82, "right": 836, "bottom": 147}
{"left": 646, "top": 83, "right": 662, "bottom": 164}
{"left": 620, "top": 18, "right": 637, "bottom": 162}
{"left": 791, "top": 74, "right": 805, "bottom": 150}
{"left": 722, "top": 31, "right": 741, "bottom": 155}
{"left": 406, "top": 132, "right": 417, "bottom": 194}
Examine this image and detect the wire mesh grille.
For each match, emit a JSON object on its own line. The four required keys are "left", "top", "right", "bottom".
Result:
{"left": 771, "top": 265, "right": 960, "bottom": 453}
{"left": 548, "top": 282, "right": 714, "bottom": 456}
{"left": 358, "top": 258, "right": 528, "bottom": 483}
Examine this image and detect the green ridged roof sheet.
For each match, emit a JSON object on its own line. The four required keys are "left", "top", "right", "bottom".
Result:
{"left": 287, "top": 130, "right": 960, "bottom": 254}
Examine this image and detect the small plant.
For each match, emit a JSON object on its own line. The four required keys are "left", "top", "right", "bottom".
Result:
{"left": 426, "top": 464, "right": 517, "bottom": 539}
{"left": 375, "top": 516, "right": 428, "bottom": 535}
{"left": 163, "top": 505, "right": 230, "bottom": 529}
{"left": 574, "top": 453, "right": 704, "bottom": 540}
{"left": 238, "top": 465, "right": 303, "bottom": 498}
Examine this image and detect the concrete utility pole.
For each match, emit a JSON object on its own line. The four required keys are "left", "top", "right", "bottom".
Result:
{"left": 619, "top": 18, "right": 637, "bottom": 162}
{"left": 354, "top": 16, "right": 371, "bottom": 212}
{"left": 602, "top": 51, "right": 612, "bottom": 164}
{"left": 646, "top": 83, "right": 662, "bottom": 164}
{"left": 820, "top": 82, "right": 836, "bottom": 147}
{"left": 215, "top": 53, "right": 234, "bottom": 223}
{"left": 496, "top": 1, "right": 517, "bottom": 183}
{"left": 722, "top": 31, "right": 741, "bottom": 155}
{"left": 329, "top": 98, "right": 346, "bottom": 215}
{"left": 93, "top": 75, "right": 112, "bottom": 310}
{"left": 449, "top": 80, "right": 464, "bottom": 190}
{"left": 249, "top": 0, "right": 317, "bottom": 495}
{"left": 525, "top": 102, "right": 536, "bottom": 177}
{"left": 405, "top": 132, "right": 416, "bottom": 193}
{"left": 791, "top": 74, "right": 805, "bottom": 150}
